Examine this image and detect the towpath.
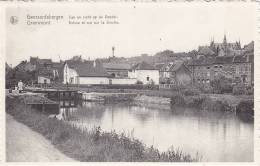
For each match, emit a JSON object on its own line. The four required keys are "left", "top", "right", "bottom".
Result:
{"left": 6, "top": 114, "right": 75, "bottom": 162}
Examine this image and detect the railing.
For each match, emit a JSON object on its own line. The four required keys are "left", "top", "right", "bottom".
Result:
{"left": 159, "top": 84, "right": 176, "bottom": 89}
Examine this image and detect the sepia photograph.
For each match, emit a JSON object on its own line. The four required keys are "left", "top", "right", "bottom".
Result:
{"left": 4, "top": 3, "right": 256, "bottom": 162}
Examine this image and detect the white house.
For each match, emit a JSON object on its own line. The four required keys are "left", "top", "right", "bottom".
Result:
{"left": 38, "top": 76, "right": 51, "bottom": 84}
{"left": 128, "top": 61, "right": 159, "bottom": 85}
{"left": 63, "top": 60, "right": 109, "bottom": 85}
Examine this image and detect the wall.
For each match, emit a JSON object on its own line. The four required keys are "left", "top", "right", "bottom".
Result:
{"left": 63, "top": 63, "right": 78, "bottom": 84}
{"left": 38, "top": 76, "right": 51, "bottom": 84}
{"left": 135, "top": 70, "right": 159, "bottom": 85}
{"left": 79, "top": 77, "right": 109, "bottom": 85}
{"left": 192, "top": 62, "right": 253, "bottom": 85}
{"left": 106, "top": 69, "right": 128, "bottom": 78}
{"left": 234, "top": 63, "right": 252, "bottom": 85}
{"left": 110, "top": 78, "right": 137, "bottom": 85}
{"left": 128, "top": 70, "right": 136, "bottom": 79}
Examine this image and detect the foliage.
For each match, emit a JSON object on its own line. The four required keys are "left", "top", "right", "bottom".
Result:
{"left": 136, "top": 80, "right": 143, "bottom": 85}
{"left": 170, "top": 94, "right": 185, "bottom": 106}
{"left": 236, "top": 100, "right": 254, "bottom": 116}
{"left": 182, "top": 87, "right": 201, "bottom": 96}
{"left": 210, "top": 76, "right": 233, "bottom": 94}
{"left": 232, "top": 84, "right": 246, "bottom": 95}
{"left": 245, "top": 86, "right": 254, "bottom": 95}
{"left": 197, "top": 85, "right": 213, "bottom": 94}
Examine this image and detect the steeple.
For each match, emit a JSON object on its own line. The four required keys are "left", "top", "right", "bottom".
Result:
{"left": 210, "top": 37, "right": 214, "bottom": 47}
{"left": 238, "top": 38, "right": 241, "bottom": 49}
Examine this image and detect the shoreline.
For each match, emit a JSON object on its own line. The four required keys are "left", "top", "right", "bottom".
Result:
{"left": 6, "top": 95, "right": 199, "bottom": 162}
{"left": 24, "top": 86, "right": 254, "bottom": 116}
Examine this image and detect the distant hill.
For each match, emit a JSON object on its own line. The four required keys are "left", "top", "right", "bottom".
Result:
{"left": 99, "top": 49, "right": 192, "bottom": 65}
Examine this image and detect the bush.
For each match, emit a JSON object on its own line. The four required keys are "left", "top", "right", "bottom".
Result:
{"left": 136, "top": 80, "right": 143, "bottom": 85}
{"left": 232, "top": 84, "right": 246, "bottom": 95}
{"left": 236, "top": 100, "right": 254, "bottom": 116}
{"left": 187, "top": 96, "right": 206, "bottom": 108}
{"left": 246, "top": 86, "right": 254, "bottom": 95}
{"left": 182, "top": 87, "right": 200, "bottom": 96}
{"left": 170, "top": 95, "right": 185, "bottom": 106}
{"left": 199, "top": 85, "right": 213, "bottom": 94}
{"left": 210, "top": 76, "right": 233, "bottom": 94}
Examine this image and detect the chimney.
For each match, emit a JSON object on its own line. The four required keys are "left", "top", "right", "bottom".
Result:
{"left": 93, "top": 60, "right": 96, "bottom": 67}
{"left": 112, "top": 46, "right": 115, "bottom": 57}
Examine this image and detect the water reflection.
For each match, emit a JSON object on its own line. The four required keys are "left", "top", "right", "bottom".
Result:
{"left": 57, "top": 100, "right": 253, "bottom": 162}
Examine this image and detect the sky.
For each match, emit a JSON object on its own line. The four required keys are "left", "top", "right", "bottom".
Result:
{"left": 5, "top": 3, "right": 257, "bottom": 66}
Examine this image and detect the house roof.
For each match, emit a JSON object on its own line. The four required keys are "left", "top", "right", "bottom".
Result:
{"left": 244, "top": 41, "right": 254, "bottom": 52}
{"left": 189, "top": 54, "right": 252, "bottom": 66}
{"left": 160, "top": 61, "right": 190, "bottom": 72}
{"left": 66, "top": 60, "right": 109, "bottom": 77}
{"left": 155, "top": 63, "right": 165, "bottom": 70}
{"left": 38, "top": 59, "right": 52, "bottom": 65}
{"left": 132, "top": 61, "right": 157, "bottom": 70}
{"left": 233, "top": 55, "right": 253, "bottom": 63}
{"left": 38, "top": 68, "right": 53, "bottom": 78}
{"left": 214, "top": 56, "right": 234, "bottom": 64}
{"left": 103, "top": 63, "right": 131, "bottom": 70}
{"left": 169, "top": 62, "right": 185, "bottom": 72}
{"left": 198, "top": 46, "right": 215, "bottom": 56}
{"left": 52, "top": 62, "right": 63, "bottom": 69}
{"left": 190, "top": 57, "right": 215, "bottom": 66}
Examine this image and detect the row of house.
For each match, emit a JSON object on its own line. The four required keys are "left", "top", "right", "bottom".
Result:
{"left": 10, "top": 38, "right": 253, "bottom": 88}
{"left": 188, "top": 54, "right": 253, "bottom": 85}
{"left": 63, "top": 60, "right": 159, "bottom": 85}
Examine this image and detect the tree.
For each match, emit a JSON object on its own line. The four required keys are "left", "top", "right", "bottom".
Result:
{"left": 210, "top": 76, "right": 233, "bottom": 94}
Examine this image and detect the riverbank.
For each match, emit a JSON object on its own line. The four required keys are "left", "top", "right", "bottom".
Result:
{"left": 26, "top": 86, "right": 253, "bottom": 115}
{"left": 132, "top": 93, "right": 253, "bottom": 118}
{"left": 26, "top": 85, "right": 254, "bottom": 117}
{"left": 6, "top": 95, "right": 199, "bottom": 162}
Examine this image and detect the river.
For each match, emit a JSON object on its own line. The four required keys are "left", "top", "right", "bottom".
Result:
{"left": 58, "top": 100, "right": 253, "bottom": 162}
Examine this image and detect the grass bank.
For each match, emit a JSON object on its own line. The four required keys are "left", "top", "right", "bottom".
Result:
{"left": 170, "top": 94, "right": 254, "bottom": 117}
{"left": 6, "top": 96, "right": 199, "bottom": 162}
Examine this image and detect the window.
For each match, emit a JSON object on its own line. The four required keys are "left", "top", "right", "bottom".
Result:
{"left": 245, "top": 66, "right": 248, "bottom": 72}
{"left": 207, "top": 71, "right": 210, "bottom": 77}
{"left": 214, "top": 65, "right": 218, "bottom": 68}
{"left": 207, "top": 66, "right": 210, "bottom": 69}
{"left": 147, "top": 76, "right": 150, "bottom": 81}
{"left": 219, "top": 65, "right": 223, "bottom": 68}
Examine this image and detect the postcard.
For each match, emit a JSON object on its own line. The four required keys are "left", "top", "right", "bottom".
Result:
{"left": 1, "top": 2, "right": 259, "bottom": 164}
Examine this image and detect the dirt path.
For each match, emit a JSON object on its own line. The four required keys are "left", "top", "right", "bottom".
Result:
{"left": 6, "top": 114, "right": 75, "bottom": 162}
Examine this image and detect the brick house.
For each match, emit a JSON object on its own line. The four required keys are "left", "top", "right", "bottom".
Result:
{"left": 188, "top": 54, "right": 253, "bottom": 86}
